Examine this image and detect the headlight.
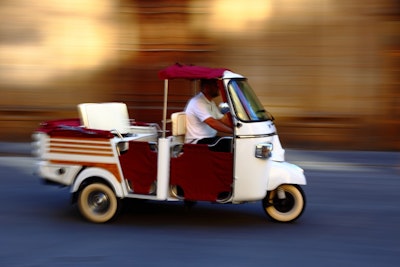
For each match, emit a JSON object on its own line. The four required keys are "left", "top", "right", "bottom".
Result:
{"left": 255, "top": 142, "right": 273, "bottom": 159}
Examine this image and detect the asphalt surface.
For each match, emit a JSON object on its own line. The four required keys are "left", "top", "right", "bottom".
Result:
{"left": 0, "top": 142, "right": 399, "bottom": 267}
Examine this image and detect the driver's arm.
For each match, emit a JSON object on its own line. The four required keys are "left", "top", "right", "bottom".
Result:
{"left": 204, "top": 117, "right": 233, "bottom": 134}
{"left": 220, "top": 112, "right": 233, "bottom": 127}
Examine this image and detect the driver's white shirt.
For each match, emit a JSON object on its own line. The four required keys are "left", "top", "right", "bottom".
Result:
{"left": 184, "top": 92, "right": 223, "bottom": 143}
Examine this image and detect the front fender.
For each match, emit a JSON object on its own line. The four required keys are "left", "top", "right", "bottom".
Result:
{"left": 267, "top": 161, "right": 307, "bottom": 190}
{"left": 71, "top": 167, "right": 124, "bottom": 198}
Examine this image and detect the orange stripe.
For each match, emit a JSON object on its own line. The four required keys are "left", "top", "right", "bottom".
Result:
{"left": 50, "top": 141, "right": 111, "bottom": 147}
{"left": 49, "top": 149, "right": 114, "bottom": 157}
{"left": 48, "top": 137, "right": 114, "bottom": 156}
{"left": 50, "top": 137, "right": 111, "bottom": 143}
{"left": 50, "top": 144, "right": 112, "bottom": 151}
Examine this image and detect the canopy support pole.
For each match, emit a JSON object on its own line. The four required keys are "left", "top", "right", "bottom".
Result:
{"left": 162, "top": 79, "right": 169, "bottom": 139}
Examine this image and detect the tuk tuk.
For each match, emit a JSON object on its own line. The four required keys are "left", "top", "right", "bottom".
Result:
{"left": 32, "top": 64, "right": 306, "bottom": 223}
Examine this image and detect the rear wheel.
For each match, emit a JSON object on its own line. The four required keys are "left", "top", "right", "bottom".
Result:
{"left": 77, "top": 183, "right": 120, "bottom": 223}
{"left": 262, "top": 184, "right": 305, "bottom": 223}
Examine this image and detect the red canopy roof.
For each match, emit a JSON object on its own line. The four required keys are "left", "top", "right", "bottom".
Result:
{"left": 158, "top": 64, "right": 228, "bottom": 80}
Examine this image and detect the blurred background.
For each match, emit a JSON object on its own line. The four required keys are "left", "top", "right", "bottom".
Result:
{"left": 0, "top": 0, "right": 399, "bottom": 150}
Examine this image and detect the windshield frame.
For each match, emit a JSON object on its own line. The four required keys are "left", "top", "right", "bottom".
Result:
{"left": 227, "top": 78, "right": 273, "bottom": 122}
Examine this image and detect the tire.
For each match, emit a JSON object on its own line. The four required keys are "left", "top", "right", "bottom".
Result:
{"left": 77, "top": 183, "right": 120, "bottom": 223}
{"left": 262, "top": 184, "right": 306, "bottom": 223}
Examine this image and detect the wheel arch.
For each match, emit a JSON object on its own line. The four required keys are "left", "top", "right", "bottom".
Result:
{"left": 71, "top": 167, "right": 124, "bottom": 200}
{"left": 267, "top": 161, "right": 307, "bottom": 191}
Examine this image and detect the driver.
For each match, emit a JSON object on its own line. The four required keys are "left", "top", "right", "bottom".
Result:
{"left": 184, "top": 79, "right": 233, "bottom": 144}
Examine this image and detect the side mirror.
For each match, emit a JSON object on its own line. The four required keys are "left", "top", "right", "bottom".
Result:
{"left": 218, "top": 102, "right": 230, "bottom": 114}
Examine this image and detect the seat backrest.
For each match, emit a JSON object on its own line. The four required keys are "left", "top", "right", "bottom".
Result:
{"left": 171, "top": 112, "right": 186, "bottom": 136}
{"left": 78, "top": 102, "right": 130, "bottom": 135}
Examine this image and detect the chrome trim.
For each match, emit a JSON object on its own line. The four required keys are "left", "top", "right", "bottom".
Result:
{"left": 236, "top": 132, "right": 277, "bottom": 139}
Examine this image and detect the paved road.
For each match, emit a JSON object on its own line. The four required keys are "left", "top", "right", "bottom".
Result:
{"left": 0, "top": 150, "right": 399, "bottom": 267}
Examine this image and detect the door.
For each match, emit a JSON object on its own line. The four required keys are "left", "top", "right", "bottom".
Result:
{"left": 224, "top": 78, "right": 276, "bottom": 202}
{"left": 232, "top": 121, "right": 275, "bottom": 202}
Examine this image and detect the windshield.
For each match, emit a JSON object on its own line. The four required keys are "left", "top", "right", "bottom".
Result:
{"left": 227, "top": 79, "right": 273, "bottom": 122}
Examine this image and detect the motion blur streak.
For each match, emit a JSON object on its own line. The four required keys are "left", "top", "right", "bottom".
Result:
{"left": 0, "top": 0, "right": 116, "bottom": 84}
{"left": 0, "top": 0, "right": 399, "bottom": 150}
{"left": 205, "top": 0, "right": 272, "bottom": 32}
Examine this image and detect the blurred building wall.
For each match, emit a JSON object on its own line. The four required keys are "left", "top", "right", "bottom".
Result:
{"left": 0, "top": 0, "right": 399, "bottom": 150}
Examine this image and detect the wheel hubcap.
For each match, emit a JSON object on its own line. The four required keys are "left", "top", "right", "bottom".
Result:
{"left": 88, "top": 191, "right": 110, "bottom": 214}
{"left": 272, "top": 192, "right": 295, "bottom": 213}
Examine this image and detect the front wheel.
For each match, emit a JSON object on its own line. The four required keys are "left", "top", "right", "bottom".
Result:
{"left": 262, "top": 184, "right": 306, "bottom": 223}
{"left": 77, "top": 183, "right": 120, "bottom": 223}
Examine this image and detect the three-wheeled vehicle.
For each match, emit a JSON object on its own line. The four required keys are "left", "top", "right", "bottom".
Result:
{"left": 32, "top": 64, "right": 306, "bottom": 223}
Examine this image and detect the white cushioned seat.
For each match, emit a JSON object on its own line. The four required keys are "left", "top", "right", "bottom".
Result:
{"left": 78, "top": 102, "right": 130, "bottom": 135}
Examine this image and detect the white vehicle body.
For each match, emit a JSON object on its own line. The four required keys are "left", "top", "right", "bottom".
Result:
{"left": 33, "top": 64, "right": 306, "bottom": 223}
